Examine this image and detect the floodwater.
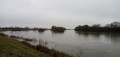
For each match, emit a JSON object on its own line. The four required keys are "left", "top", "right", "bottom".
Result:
{"left": 1, "top": 30, "right": 120, "bottom": 57}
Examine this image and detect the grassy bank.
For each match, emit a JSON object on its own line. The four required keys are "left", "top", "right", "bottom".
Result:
{"left": 0, "top": 35, "right": 54, "bottom": 57}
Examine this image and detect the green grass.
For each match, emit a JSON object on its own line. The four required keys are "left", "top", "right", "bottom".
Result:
{"left": 0, "top": 35, "right": 53, "bottom": 57}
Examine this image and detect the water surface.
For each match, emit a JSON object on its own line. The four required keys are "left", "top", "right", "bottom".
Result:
{"left": 1, "top": 30, "right": 120, "bottom": 57}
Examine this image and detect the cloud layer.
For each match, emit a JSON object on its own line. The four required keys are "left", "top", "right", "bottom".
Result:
{"left": 0, "top": 0, "right": 120, "bottom": 28}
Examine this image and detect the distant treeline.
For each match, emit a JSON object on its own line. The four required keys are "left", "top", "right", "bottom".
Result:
{"left": 0, "top": 22, "right": 120, "bottom": 32}
{"left": 0, "top": 26, "right": 66, "bottom": 32}
{"left": 75, "top": 22, "right": 120, "bottom": 32}
{"left": 0, "top": 27, "right": 30, "bottom": 31}
{"left": 0, "top": 27, "right": 49, "bottom": 31}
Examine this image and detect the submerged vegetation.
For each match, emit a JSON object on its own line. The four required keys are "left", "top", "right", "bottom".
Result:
{"left": 9, "top": 35, "right": 36, "bottom": 41}
{"left": 0, "top": 33, "right": 53, "bottom": 57}
{"left": 36, "top": 44, "right": 71, "bottom": 57}
{"left": 0, "top": 33, "right": 72, "bottom": 57}
{"left": 75, "top": 22, "right": 120, "bottom": 32}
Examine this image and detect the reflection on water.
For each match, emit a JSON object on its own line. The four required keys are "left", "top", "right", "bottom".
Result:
{"left": 75, "top": 31, "right": 120, "bottom": 43}
{"left": 51, "top": 30, "right": 65, "bottom": 34}
{"left": 1, "top": 30, "right": 120, "bottom": 57}
{"left": 38, "top": 31, "right": 45, "bottom": 33}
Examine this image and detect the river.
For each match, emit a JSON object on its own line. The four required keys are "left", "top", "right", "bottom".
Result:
{"left": 1, "top": 30, "right": 120, "bottom": 57}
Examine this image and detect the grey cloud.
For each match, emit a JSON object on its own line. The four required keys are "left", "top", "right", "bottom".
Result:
{"left": 0, "top": 0, "right": 120, "bottom": 29}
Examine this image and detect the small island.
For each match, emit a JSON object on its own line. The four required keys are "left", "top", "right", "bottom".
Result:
{"left": 51, "top": 26, "right": 66, "bottom": 32}
{"left": 38, "top": 28, "right": 45, "bottom": 32}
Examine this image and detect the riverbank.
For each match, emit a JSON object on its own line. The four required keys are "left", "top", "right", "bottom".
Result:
{"left": 0, "top": 33, "right": 71, "bottom": 57}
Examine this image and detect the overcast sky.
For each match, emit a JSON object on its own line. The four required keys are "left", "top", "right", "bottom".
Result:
{"left": 0, "top": 0, "right": 120, "bottom": 29}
